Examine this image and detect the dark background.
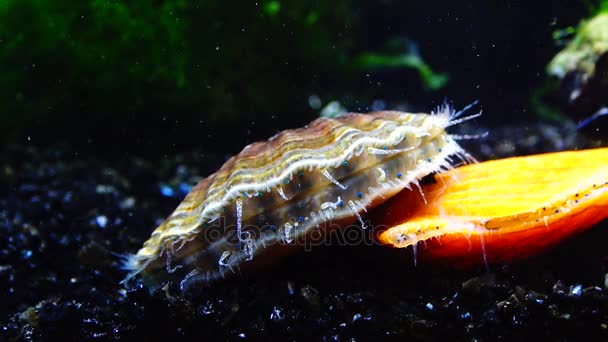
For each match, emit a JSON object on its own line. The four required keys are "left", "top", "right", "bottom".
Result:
{"left": 0, "top": 0, "right": 589, "bottom": 159}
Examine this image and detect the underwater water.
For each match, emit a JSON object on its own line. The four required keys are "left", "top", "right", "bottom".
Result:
{"left": 1, "top": 1, "right": 607, "bottom": 340}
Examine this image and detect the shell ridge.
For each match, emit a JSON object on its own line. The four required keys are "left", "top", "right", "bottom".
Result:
{"left": 221, "top": 115, "right": 428, "bottom": 184}
{"left": 223, "top": 119, "right": 395, "bottom": 181}
{"left": 195, "top": 118, "right": 447, "bottom": 223}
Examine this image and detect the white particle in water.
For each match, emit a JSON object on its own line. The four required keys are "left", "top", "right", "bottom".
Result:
{"left": 96, "top": 215, "right": 108, "bottom": 228}
{"left": 308, "top": 94, "right": 322, "bottom": 109}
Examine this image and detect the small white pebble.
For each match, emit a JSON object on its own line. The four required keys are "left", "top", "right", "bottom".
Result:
{"left": 570, "top": 284, "right": 582, "bottom": 297}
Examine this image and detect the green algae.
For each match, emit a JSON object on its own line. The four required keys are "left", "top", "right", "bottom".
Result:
{"left": 0, "top": 0, "right": 353, "bottom": 141}
{"left": 548, "top": 12, "right": 608, "bottom": 80}
{"left": 535, "top": 3, "right": 608, "bottom": 122}
{"left": 353, "top": 52, "right": 448, "bottom": 91}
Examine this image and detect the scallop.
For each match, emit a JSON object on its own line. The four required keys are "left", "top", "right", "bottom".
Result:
{"left": 123, "top": 105, "right": 476, "bottom": 290}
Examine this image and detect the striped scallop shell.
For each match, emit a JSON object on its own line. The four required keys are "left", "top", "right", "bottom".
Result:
{"left": 124, "top": 106, "right": 472, "bottom": 290}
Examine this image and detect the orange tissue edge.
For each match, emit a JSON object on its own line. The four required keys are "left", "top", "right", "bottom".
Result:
{"left": 373, "top": 147, "right": 608, "bottom": 267}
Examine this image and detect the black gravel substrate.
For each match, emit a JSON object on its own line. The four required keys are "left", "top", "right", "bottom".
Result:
{"left": 1, "top": 123, "right": 607, "bottom": 341}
